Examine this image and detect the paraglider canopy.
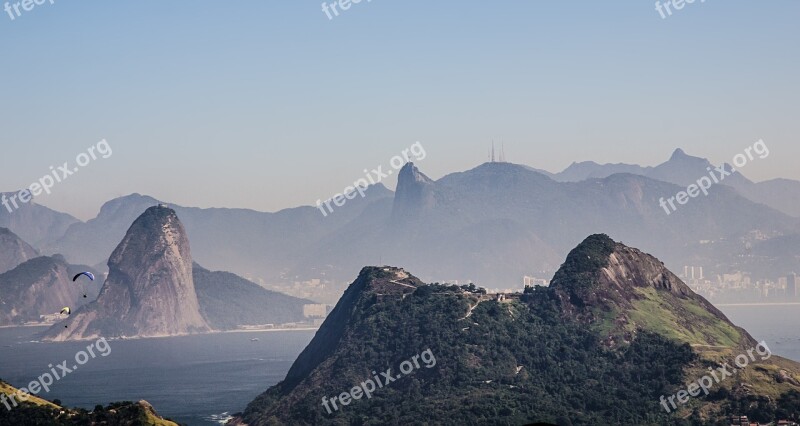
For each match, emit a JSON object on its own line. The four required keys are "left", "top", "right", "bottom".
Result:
{"left": 60, "top": 307, "right": 71, "bottom": 315}
{"left": 72, "top": 272, "right": 95, "bottom": 282}
{"left": 72, "top": 272, "right": 95, "bottom": 298}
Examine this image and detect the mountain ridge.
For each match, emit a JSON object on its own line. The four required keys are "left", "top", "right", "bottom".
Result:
{"left": 0, "top": 227, "right": 38, "bottom": 274}
{"left": 12, "top": 150, "right": 800, "bottom": 304}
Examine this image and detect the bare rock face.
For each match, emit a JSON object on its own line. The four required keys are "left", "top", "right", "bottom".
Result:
{"left": 549, "top": 234, "right": 755, "bottom": 349}
{"left": 43, "top": 206, "right": 210, "bottom": 341}
{"left": 0, "top": 227, "right": 38, "bottom": 274}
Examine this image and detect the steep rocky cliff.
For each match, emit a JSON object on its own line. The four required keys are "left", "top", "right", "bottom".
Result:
{"left": 42, "top": 206, "right": 210, "bottom": 341}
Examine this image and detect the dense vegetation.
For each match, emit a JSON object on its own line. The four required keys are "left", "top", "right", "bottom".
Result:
{"left": 243, "top": 272, "right": 702, "bottom": 425}
{"left": 242, "top": 237, "right": 800, "bottom": 425}
{"left": 0, "top": 393, "right": 177, "bottom": 426}
{"left": 550, "top": 233, "right": 616, "bottom": 286}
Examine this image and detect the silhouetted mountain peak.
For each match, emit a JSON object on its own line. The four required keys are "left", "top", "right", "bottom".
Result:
{"left": 398, "top": 162, "right": 433, "bottom": 185}
{"left": 96, "top": 193, "right": 159, "bottom": 218}
{"left": 392, "top": 162, "right": 436, "bottom": 221}
{"left": 663, "top": 148, "right": 709, "bottom": 166}
{"left": 669, "top": 148, "right": 689, "bottom": 160}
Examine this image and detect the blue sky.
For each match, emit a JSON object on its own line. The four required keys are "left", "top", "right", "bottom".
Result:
{"left": 1, "top": 1, "right": 798, "bottom": 219}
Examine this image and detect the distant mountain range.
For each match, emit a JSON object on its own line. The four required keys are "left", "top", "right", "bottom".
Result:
{"left": 42, "top": 184, "right": 393, "bottom": 284}
{"left": 300, "top": 158, "right": 798, "bottom": 285}
{"left": 546, "top": 148, "right": 800, "bottom": 217}
{"left": 0, "top": 193, "right": 77, "bottom": 246}
{"left": 3, "top": 148, "right": 798, "bottom": 294}
{"left": 232, "top": 235, "right": 800, "bottom": 425}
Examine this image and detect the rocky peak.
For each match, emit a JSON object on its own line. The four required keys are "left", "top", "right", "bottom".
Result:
{"left": 550, "top": 234, "right": 706, "bottom": 307}
{"left": 550, "top": 234, "right": 754, "bottom": 348}
{"left": 669, "top": 148, "right": 689, "bottom": 160}
{"left": 43, "top": 206, "right": 210, "bottom": 341}
{"left": 391, "top": 162, "right": 436, "bottom": 221}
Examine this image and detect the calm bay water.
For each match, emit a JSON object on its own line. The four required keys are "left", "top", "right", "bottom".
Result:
{"left": 0, "top": 305, "right": 797, "bottom": 425}
{"left": 716, "top": 304, "right": 800, "bottom": 361}
{"left": 0, "top": 328, "right": 315, "bottom": 425}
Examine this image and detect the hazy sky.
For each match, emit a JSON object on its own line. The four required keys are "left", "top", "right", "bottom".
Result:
{"left": 1, "top": 1, "right": 798, "bottom": 220}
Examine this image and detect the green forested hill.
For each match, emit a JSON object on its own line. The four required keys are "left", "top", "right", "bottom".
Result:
{"left": 238, "top": 235, "right": 800, "bottom": 425}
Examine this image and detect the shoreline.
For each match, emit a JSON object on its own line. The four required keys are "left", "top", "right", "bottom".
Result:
{"left": 95, "top": 327, "right": 320, "bottom": 342}
{"left": 0, "top": 325, "right": 319, "bottom": 342}
{"left": 0, "top": 324, "right": 51, "bottom": 329}
{"left": 223, "top": 327, "right": 319, "bottom": 333}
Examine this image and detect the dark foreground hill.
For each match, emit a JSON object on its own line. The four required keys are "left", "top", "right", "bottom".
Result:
{"left": 0, "top": 379, "right": 177, "bottom": 425}
{"left": 233, "top": 235, "right": 800, "bottom": 425}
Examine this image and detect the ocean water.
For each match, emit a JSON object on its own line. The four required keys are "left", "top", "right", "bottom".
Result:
{"left": 716, "top": 304, "right": 800, "bottom": 361}
{"left": 0, "top": 328, "right": 315, "bottom": 425}
{"left": 0, "top": 306, "right": 798, "bottom": 426}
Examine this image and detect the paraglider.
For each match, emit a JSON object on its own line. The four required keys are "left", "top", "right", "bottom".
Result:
{"left": 72, "top": 272, "right": 94, "bottom": 281}
{"left": 59, "top": 307, "right": 70, "bottom": 328}
{"left": 72, "top": 271, "right": 95, "bottom": 298}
